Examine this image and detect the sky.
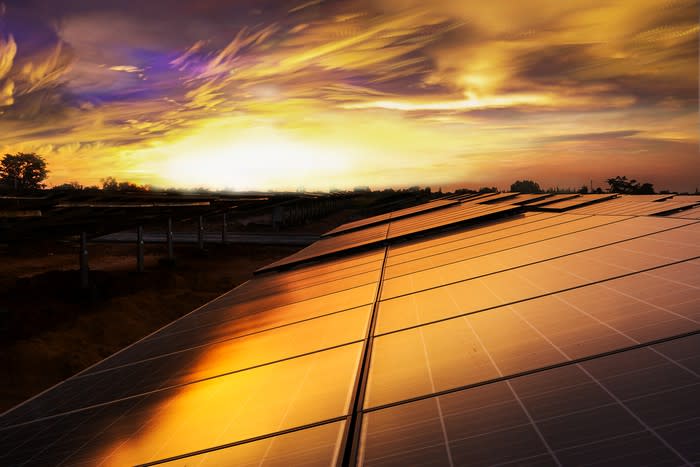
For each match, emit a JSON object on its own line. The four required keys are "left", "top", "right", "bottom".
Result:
{"left": 0, "top": 0, "right": 697, "bottom": 192}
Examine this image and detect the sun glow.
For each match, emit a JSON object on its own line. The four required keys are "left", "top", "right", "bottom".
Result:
{"left": 143, "top": 123, "right": 353, "bottom": 191}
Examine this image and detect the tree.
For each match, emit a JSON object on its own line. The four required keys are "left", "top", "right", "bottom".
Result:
{"left": 478, "top": 186, "right": 497, "bottom": 193}
{"left": 0, "top": 152, "right": 49, "bottom": 190}
{"left": 510, "top": 180, "right": 542, "bottom": 193}
{"left": 578, "top": 185, "right": 589, "bottom": 194}
{"left": 100, "top": 176, "right": 150, "bottom": 191}
{"left": 101, "top": 176, "right": 119, "bottom": 190}
{"left": 53, "top": 181, "right": 83, "bottom": 191}
{"left": 637, "top": 182, "right": 655, "bottom": 194}
{"left": 606, "top": 176, "right": 655, "bottom": 194}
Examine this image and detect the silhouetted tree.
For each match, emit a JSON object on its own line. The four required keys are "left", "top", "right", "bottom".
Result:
{"left": 101, "top": 176, "right": 119, "bottom": 190}
{"left": 606, "top": 176, "right": 655, "bottom": 194}
{"left": 478, "top": 186, "right": 497, "bottom": 193}
{"left": 0, "top": 152, "right": 48, "bottom": 190}
{"left": 53, "top": 181, "right": 83, "bottom": 191}
{"left": 510, "top": 180, "right": 542, "bottom": 193}
{"left": 578, "top": 185, "right": 589, "bottom": 194}
{"left": 100, "top": 176, "right": 149, "bottom": 191}
{"left": 637, "top": 182, "right": 655, "bottom": 194}
{"left": 455, "top": 188, "right": 477, "bottom": 195}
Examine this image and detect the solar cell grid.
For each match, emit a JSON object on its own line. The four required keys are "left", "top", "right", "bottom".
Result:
{"left": 365, "top": 260, "right": 700, "bottom": 408}
{"left": 574, "top": 199, "right": 699, "bottom": 216}
{"left": 1, "top": 306, "right": 372, "bottom": 428}
{"left": 386, "top": 212, "right": 557, "bottom": 259}
{"left": 323, "top": 199, "right": 458, "bottom": 237}
{"left": 0, "top": 343, "right": 362, "bottom": 466}
{"left": 85, "top": 281, "right": 378, "bottom": 373}
{"left": 525, "top": 193, "right": 581, "bottom": 207}
{"left": 380, "top": 217, "right": 695, "bottom": 300}
{"left": 158, "top": 280, "right": 379, "bottom": 340}
{"left": 454, "top": 192, "right": 501, "bottom": 202}
{"left": 2, "top": 195, "right": 699, "bottom": 466}
{"left": 533, "top": 193, "right": 618, "bottom": 211}
{"left": 508, "top": 193, "right": 554, "bottom": 204}
{"left": 667, "top": 205, "right": 700, "bottom": 219}
{"left": 383, "top": 214, "right": 630, "bottom": 279}
{"left": 258, "top": 223, "right": 390, "bottom": 272}
{"left": 359, "top": 333, "right": 700, "bottom": 466}
{"left": 463, "top": 191, "right": 518, "bottom": 204}
{"left": 387, "top": 204, "right": 520, "bottom": 238}
{"left": 376, "top": 222, "right": 700, "bottom": 334}
{"left": 157, "top": 420, "right": 346, "bottom": 466}
{"left": 260, "top": 202, "right": 522, "bottom": 272}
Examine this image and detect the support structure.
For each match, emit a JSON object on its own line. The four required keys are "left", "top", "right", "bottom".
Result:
{"left": 221, "top": 213, "right": 227, "bottom": 243}
{"left": 79, "top": 231, "right": 89, "bottom": 289}
{"left": 167, "top": 217, "right": 174, "bottom": 261}
{"left": 137, "top": 225, "right": 144, "bottom": 273}
{"left": 198, "top": 216, "right": 205, "bottom": 250}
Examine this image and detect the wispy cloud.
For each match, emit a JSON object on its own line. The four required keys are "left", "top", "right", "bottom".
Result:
{"left": 0, "top": 0, "right": 696, "bottom": 191}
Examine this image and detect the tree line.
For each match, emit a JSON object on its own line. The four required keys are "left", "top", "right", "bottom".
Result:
{"left": 0, "top": 151, "right": 679, "bottom": 195}
{"left": 0, "top": 153, "right": 150, "bottom": 192}
{"left": 508, "top": 177, "right": 657, "bottom": 194}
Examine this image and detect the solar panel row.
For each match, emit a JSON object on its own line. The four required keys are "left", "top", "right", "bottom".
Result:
{"left": 322, "top": 199, "right": 459, "bottom": 237}
{"left": 1, "top": 194, "right": 698, "bottom": 466}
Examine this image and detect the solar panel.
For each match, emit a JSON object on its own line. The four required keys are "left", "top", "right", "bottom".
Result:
{"left": 666, "top": 205, "right": 700, "bottom": 219}
{"left": 366, "top": 260, "right": 700, "bottom": 408}
{"left": 380, "top": 216, "right": 696, "bottom": 300}
{"left": 472, "top": 191, "right": 520, "bottom": 204}
{"left": 257, "top": 202, "right": 522, "bottom": 273}
{"left": 360, "top": 333, "right": 699, "bottom": 466}
{"left": 0, "top": 342, "right": 361, "bottom": 465}
{"left": 322, "top": 199, "right": 459, "bottom": 237}
{"left": 525, "top": 193, "right": 581, "bottom": 207}
{"left": 571, "top": 196, "right": 699, "bottom": 216}
{"left": 532, "top": 193, "right": 618, "bottom": 211}
{"left": 1, "top": 195, "right": 698, "bottom": 466}
{"left": 508, "top": 193, "right": 555, "bottom": 204}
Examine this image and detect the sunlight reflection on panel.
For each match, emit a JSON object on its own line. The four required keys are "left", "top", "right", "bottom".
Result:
{"left": 87, "top": 343, "right": 362, "bottom": 466}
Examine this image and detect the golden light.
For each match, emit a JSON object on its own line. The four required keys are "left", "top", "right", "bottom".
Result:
{"left": 141, "top": 122, "right": 354, "bottom": 191}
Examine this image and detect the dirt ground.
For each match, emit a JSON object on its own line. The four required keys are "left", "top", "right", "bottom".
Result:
{"left": 0, "top": 209, "right": 359, "bottom": 413}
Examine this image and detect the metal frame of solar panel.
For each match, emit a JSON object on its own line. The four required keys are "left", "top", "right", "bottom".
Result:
{"left": 1, "top": 193, "right": 698, "bottom": 466}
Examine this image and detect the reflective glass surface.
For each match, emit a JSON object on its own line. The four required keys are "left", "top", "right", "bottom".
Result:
{"left": 0, "top": 343, "right": 362, "bottom": 466}
{"left": 2, "top": 306, "right": 371, "bottom": 426}
{"left": 359, "top": 334, "right": 699, "bottom": 466}
{"left": 381, "top": 217, "right": 694, "bottom": 299}
{"left": 367, "top": 261, "right": 700, "bottom": 407}
{"left": 159, "top": 421, "right": 346, "bottom": 466}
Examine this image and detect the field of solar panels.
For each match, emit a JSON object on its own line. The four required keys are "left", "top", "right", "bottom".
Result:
{"left": 1, "top": 191, "right": 699, "bottom": 465}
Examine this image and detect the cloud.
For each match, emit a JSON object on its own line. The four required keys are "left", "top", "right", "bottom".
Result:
{"left": 538, "top": 130, "right": 641, "bottom": 143}
{"left": 108, "top": 65, "right": 143, "bottom": 73}
{"left": 0, "top": 0, "right": 697, "bottom": 191}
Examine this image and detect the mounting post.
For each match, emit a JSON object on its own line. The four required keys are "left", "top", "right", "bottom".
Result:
{"left": 198, "top": 216, "right": 205, "bottom": 250}
{"left": 221, "top": 213, "right": 227, "bottom": 243}
{"left": 79, "top": 231, "right": 89, "bottom": 289}
{"left": 137, "top": 225, "right": 144, "bottom": 272}
{"left": 167, "top": 217, "right": 174, "bottom": 261}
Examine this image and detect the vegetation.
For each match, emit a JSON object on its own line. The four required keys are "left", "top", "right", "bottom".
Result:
{"left": 478, "top": 186, "right": 498, "bottom": 193}
{"left": 510, "top": 180, "right": 542, "bottom": 193}
{"left": 0, "top": 152, "right": 49, "bottom": 190}
{"left": 0, "top": 154, "right": 666, "bottom": 197}
{"left": 100, "top": 176, "right": 150, "bottom": 192}
{"left": 606, "top": 176, "right": 654, "bottom": 194}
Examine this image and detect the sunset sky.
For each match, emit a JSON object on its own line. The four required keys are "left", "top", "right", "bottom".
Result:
{"left": 0, "top": 0, "right": 697, "bottom": 191}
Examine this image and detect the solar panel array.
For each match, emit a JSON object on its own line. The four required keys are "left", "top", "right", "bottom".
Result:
{"left": 1, "top": 193, "right": 699, "bottom": 466}
{"left": 322, "top": 199, "right": 459, "bottom": 237}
